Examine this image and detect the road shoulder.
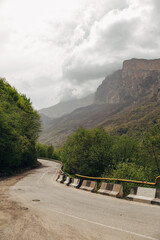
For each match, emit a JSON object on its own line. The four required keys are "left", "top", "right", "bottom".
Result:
{"left": 0, "top": 170, "right": 57, "bottom": 240}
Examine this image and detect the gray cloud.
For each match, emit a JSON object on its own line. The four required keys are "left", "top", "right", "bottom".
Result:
{"left": 63, "top": 61, "right": 120, "bottom": 83}
{"left": 62, "top": 18, "right": 140, "bottom": 84}
{"left": 61, "top": 0, "right": 160, "bottom": 89}
{"left": 101, "top": 20, "right": 139, "bottom": 51}
{"left": 33, "top": 77, "right": 54, "bottom": 88}
{"left": 0, "top": 0, "right": 160, "bottom": 109}
{"left": 58, "top": 87, "right": 77, "bottom": 102}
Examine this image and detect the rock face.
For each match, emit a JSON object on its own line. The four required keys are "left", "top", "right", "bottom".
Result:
{"left": 39, "top": 58, "right": 160, "bottom": 147}
{"left": 95, "top": 58, "right": 160, "bottom": 104}
{"left": 95, "top": 70, "right": 121, "bottom": 104}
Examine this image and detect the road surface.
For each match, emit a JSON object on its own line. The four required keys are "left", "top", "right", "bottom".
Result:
{"left": 5, "top": 160, "right": 160, "bottom": 239}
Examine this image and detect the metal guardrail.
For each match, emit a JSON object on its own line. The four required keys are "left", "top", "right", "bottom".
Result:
{"left": 39, "top": 158, "right": 160, "bottom": 186}
{"left": 75, "top": 174, "right": 160, "bottom": 186}
{"left": 155, "top": 176, "right": 160, "bottom": 185}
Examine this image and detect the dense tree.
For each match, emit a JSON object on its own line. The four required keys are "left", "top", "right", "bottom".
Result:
{"left": 35, "top": 143, "right": 55, "bottom": 159}
{"left": 60, "top": 127, "right": 113, "bottom": 176}
{"left": 35, "top": 143, "right": 47, "bottom": 158}
{"left": 141, "top": 124, "right": 160, "bottom": 175}
{"left": 111, "top": 135, "right": 139, "bottom": 165}
{"left": 59, "top": 125, "right": 160, "bottom": 185}
{"left": 103, "top": 161, "right": 153, "bottom": 195}
{"left": 47, "top": 145, "right": 54, "bottom": 158}
{"left": 0, "top": 78, "right": 41, "bottom": 174}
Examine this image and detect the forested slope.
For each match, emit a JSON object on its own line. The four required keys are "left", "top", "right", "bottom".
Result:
{"left": 0, "top": 78, "right": 41, "bottom": 175}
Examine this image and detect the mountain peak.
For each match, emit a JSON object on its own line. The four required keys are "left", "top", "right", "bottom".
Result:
{"left": 95, "top": 58, "right": 160, "bottom": 104}
{"left": 39, "top": 58, "right": 160, "bottom": 147}
{"left": 123, "top": 58, "right": 160, "bottom": 72}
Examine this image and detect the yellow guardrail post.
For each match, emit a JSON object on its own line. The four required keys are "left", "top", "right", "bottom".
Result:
{"left": 75, "top": 174, "right": 160, "bottom": 186}
{"left": 155, "top": 176, "right": 160, "bottom": 185}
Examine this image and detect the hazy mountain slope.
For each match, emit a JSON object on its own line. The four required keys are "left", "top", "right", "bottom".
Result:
{"left": 39, "top": 102, "right": 129, "bottom": 146}
{"left": 39, "top": 58, "right": 160, "bottom": 147}
{"left": 39, "top": 93, "right": 94, "bottom": 119}
{"left": 40, "top": 113, "right": 52, "bottom": 129}
{"left": 39, "top": 96, "right": 160, "bottom": 147}
{"left": 103, "top": 96, "right": 160, "bottom": 135}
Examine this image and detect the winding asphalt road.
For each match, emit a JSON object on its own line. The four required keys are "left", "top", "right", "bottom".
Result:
{"left": 10, "top": 159, "right": 160, "bottom": 240}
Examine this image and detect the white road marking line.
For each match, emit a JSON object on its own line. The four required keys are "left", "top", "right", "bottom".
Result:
{"left": 45, "top": 207, "right": 159, "bottom": 240}
{"left": 12, "top": 190, "right": 158, "bottom": 240}
{"left": 11, "top": 163, "right": 159, "bottom": 240}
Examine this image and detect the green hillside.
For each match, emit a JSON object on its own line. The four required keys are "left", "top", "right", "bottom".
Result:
{"left": 103, "top": 97, "right": 160, "bottom": 136}
{"left": 0, "top": 78, "right": 41, "bottom": 176}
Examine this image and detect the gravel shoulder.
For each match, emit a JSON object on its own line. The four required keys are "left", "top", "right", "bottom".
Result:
{"left": 0, "top": 169, "right": 58, "bottom": 240}
{"left": 0, "top": 166, "right": 93, "bottom": 240}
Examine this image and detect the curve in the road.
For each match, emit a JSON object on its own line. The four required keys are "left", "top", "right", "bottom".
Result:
{"left": 10, "top": 160, "right": 160, "bottom": 240}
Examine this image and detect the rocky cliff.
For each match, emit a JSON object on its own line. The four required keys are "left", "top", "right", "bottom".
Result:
{"left": 39, "top": 58, "right": 160, "bottom": 147}
{"left": 95, "top": 58, "right": 160, "bottom": 104}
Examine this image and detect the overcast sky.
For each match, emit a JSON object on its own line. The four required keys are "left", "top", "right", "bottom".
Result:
{"left": 0, "top": 0, "right": 160, "bottom": 109}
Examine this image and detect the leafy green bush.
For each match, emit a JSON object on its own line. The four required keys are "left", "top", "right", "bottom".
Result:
{"left": 51, "top": 149, "right": 60, "bottom": 160}
{"left": 35, "top": 142, "right": 47, "bottom": 158}
{"left": 102, "top": 161, "right": 154, "bottom": 195}
{"left": 59, "top": 124, "right": 160, "bottom": 191}
{"left": 111, "top": 135, "right": 139, "bottom": 165}
{"left": 35, "top": 142, "right": 61, "bottom": 160}
{"left": 60, "top": 127, "right": 113, "bottom": 176}
{"left": 142, "top": 124, "right": 160, "bottom": 175}
{"left": 0, "top": 78, "right": 41, "bottom": 174}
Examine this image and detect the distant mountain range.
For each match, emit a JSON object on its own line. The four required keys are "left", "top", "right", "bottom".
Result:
{"left": 39, "top": 93, "right": 94, "bottom": 120}
{"left": 39, "top": 58, "right": 160, "bottom": 147}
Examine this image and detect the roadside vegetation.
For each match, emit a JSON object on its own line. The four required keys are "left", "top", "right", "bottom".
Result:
{"left": 59, "top": 126, "right": 160, "bottom": 186}
{"left": 1, "top": 77, "right": 159, "bottom": 190}
{"left": 0, "top": 78, "right": 41, "bottom": 176}
{"left": 37, "top": 124, "right": 160, "bottom": 188}
{"left": 35, "top": 142, "right": 60, "bottom": 160}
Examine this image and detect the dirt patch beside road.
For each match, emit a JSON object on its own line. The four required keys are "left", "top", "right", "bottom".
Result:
{"left": 0, "top": 171, "right": 58, "bottom": 240}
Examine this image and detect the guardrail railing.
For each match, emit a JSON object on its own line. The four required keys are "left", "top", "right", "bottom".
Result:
{"left": 38, "top": 158, "right": 160, "bottom": 186}
{"left": 75, "top": 174, "right": 160, "bottom": 186}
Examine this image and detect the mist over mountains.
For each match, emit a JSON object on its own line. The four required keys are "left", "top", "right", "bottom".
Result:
{"left": 39, "top": 93, "right": 95, "bottom": 126}
{"left": 39, "top": 58, "right": 160, "bottom": 147}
